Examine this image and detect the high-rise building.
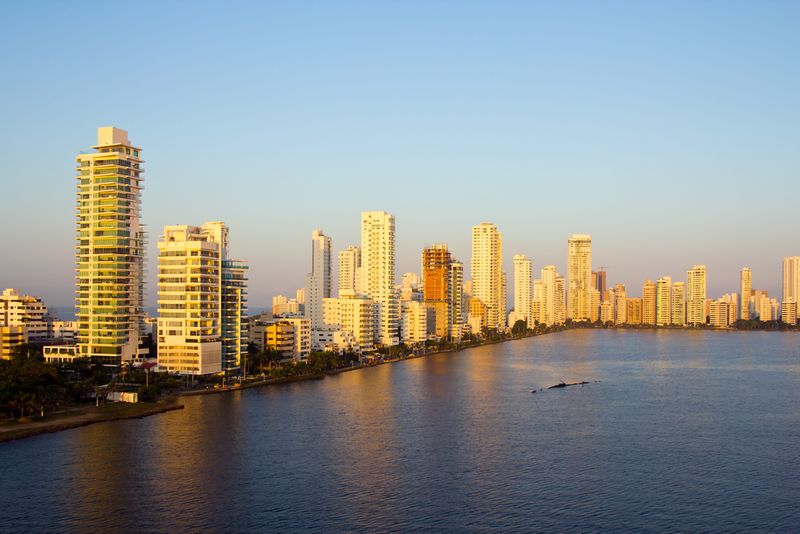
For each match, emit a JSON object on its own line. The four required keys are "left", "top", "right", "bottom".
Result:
{"left": 555, "top": 274, "right": 566, "bottom": 325}
{"left": 532, "top": 279, "right": 543, "bottom": 326}
{"left": 642, "top": 279, "right": 657, "bottom": 325}
{"left": 626, "top": 298, "right": 643, "bottom": 325}
{"left": 338, "top": 245, "right": 361, "bottom": 297}
{"left": 76, "top": 127, "right": 146, "bottom": 364}
{"left": 422, "top": 244, "right": 453, "bottom": 337}
{"left": 361, "top": 211, "right": 398, "bottom": 346}
{"left": 740, "top": 268, "right": 752, "bottom": 321}
{"left": 567, "top": 234, "right": 592, "bottom": 321}
{"left": 783, "top": 257, "right": 800, "bottom": 313}
{"left": 687, "top": 265, "right": 707, "bottom": 325}
{"left": 513, "top": 254, "right": 533, "bottom": 326}
{"left": 671, "top": 282, "right": 686, "bottom": 326}
{"left": 594, "top": 270, "right": 607, "bottom": 302}
{"left": 614, "top": 284, "right": 627, "bottom": 324}
{"left": 471, "top": 223, "right": 504, "bottom": 330}
{"left": 656, "top": 276, "right": 672, "bottom": 326}
{"left": 539, "top": 266, "right": 556, "bottom": 326}
{"left": 450, "top": 261, "right": 464, "bottom": 338}
{"left": 305, "top": 229, "right": 332, "bottom": 332}
{"left": 590, "top": 289, "right": 601, "bottom": 323}
{"left": 157, "top": 222, "right": 247, "bottom": 375}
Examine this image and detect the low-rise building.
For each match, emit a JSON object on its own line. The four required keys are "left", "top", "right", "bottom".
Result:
{"left": 1, "top": 326, "right": 27, "bottom": 359}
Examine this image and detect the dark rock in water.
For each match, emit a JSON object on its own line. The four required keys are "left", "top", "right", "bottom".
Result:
{"left": 548, "top": 380, "right": 594, "bottom": 389}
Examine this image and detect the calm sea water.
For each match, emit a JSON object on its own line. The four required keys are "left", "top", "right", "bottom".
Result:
{"left": 1, "top": 330, "right": 799, "bottom": 532}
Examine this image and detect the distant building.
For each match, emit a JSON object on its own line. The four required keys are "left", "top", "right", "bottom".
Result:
{"left": 322, "top": 295, "right": 375, "bottom": 353}
{"left": 422, "top": 244, "right": 453, "bottom": 337}
{"left": 614, "top": 284, "right": 627, "bottom": 324}
{"left": 512, "top": 254, "right": 533, "bottom": 326}
{"left": 687, "top": 265, "right": 707, "bottom": 325}
{"left": 590, "top": 289, "right": 601, "bottom": 323}
{"left": 305, "top": 229, "right": 332, "bottom": 346}
{"left": 337, "top": 245, "right": 361, "bottom": 297}
{"left": 0, "top": 288, "right": 52, "bottom": 344}
{"left": 740, "top": 268, "right": 752, "bottom": 320}
{"left": 656, "top": 276, "right": 672, "bottom": 326}
{"left": 781, "top": 299, "right": 797, "bottom": 325}
{"left": 642, "top": 280, "right": 656, "bottom": 325}
{"left": 709, "top": 300, "right": 731, "bottom": 328}
{"left": 400, "top": 300, "right": 428, "bottom": 344}
{"left": 252, "top": 318, "right": 310, "bottom": 361}
{"left": 671, "top": 282, "right": 686, "bottom": 326}
{"left": 783, "top": 257, "right": 800, "bottom": 309}
{"left": 567, "top": 234, "right": 592, "bottom": 321}
{"left": 626, "top": 298, "right": 643, "bottom": 325}
{"left": 361, "top": 211, "right": 398, "bottom": 346}
{"left": 472, "top": 223, "right": 504, "bottom": 329}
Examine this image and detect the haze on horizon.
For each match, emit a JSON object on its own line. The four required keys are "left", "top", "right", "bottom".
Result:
{"left": 1, "top": 1, "right": 798, "bottom": 310}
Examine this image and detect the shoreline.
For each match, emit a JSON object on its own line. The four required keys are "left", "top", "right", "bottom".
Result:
{"left": 2, "top": 326, "right": 794, "bottom": 444}
{"left": 0, "top": 398, "right": 184, "bottom": 444}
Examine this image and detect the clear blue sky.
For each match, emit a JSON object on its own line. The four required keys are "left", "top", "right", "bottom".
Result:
{"left": 1, "top": 1, "right": 798, "bottom": 311}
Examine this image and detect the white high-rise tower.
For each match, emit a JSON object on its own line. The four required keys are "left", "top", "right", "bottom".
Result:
{"left": 471, "top": 223, "right": 504, "bottom": 330}
{"left": 513, "top": 254, "right": 533, "bottom": 325}
{"left": 361, "top": 211, "right": 398, "bottom": 346}
{"left": 305, "top": 229, "right": 332, "bottom": 330}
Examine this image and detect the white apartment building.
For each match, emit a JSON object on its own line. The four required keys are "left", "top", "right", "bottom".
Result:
{"left": 0, "top": 288, "right": 51, "bottom": 344}
{"left": 157, "top": 222, "right": 247, "bottom": 375}
{"left": 740, "top": 267, "right": 752, "bottom": 320}
{"left": 471, "top": 223, "right": 504, "bottom": 330}
{"left": 671, "top": 282, "right": 686, "bottom": 326}
{"left": 687, "top": 265, "right": 707, "bottom": 325}
{"left": 400, "top": 300, "right": 428, "bottom": 344}
{"left": 322, "top": 295, "right": 375, "bottom": 353}
{"left": 338, "top": 245, "right": 361, "bottom": 297}
{"left": 513, "top": 254, "right": 533, "bottom": 326}
{"left": 656, "top": 276, "right": 672, "bottom": 326}
{"left": 361, "top": 211, "right": 398, "bottom": 346}
{"left": 305, "top": 229, "right": 331, "bottom": 332}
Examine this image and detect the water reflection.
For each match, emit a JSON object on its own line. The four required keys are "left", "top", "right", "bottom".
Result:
{"left": 2, "top": 331, "right": 800, "bottom": 532}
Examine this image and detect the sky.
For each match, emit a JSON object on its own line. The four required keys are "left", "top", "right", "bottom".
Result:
{"left": 1, "top": 1, "right": 798, "bottom": 312}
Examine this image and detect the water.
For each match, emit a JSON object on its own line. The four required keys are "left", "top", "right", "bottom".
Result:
{"left": 2, "top": 330, "right": 799, "bottom": 532}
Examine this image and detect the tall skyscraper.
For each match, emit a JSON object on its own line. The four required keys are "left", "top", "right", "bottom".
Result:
{"left": 783, "top": 257, "right": 800, "bottom": 309}
{"left": 540, "top": 266, "right": 557, "bottom": 326}
{"left": 157, "top": 222, "right": 247, "bottom": 375}
{"left": 687, "top": 265, "right": 707, "bottom": 325}
{"left": 740, "top": 267, "right": 752, "bottom": 320}
{"left": 422, "top": 244, "right": 453, "bottom": 337}
{"left": 471, "top": 223, "right": 504, "bottom": 330}
{"left": 614, "top": 284, "right": 627, "bottom": 324}
{"left": 361, "top": 211, "right": 398, "bottom": 346}
{"left": 76, "top": 127, "right": 146, "bottom": 364}
{"left": 656, "top": 276, "right": 672, "bottom": 326}
{"left": 594, "top": 270, "right": 607, "bottom": 302}
{"left": 555, "top": 274, "right": 566, "bottom": 325}
{"left": 642, "top": 279, "right": 657, "bottom": 325}
{"left": 305, "top": 229, "right": 332, "bottom": 331}
{"left": 671, "top": 281, "right": 686, "bottom": 325}
{"left": 513, "top": 254, "right": 533, "bottom": 325}
{"left": 567, "top": 234, "right": 592, "bottom": 322}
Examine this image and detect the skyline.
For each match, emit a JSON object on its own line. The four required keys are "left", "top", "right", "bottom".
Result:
{"left": 2, "top": 2, "right": 800, "bottom": 306}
